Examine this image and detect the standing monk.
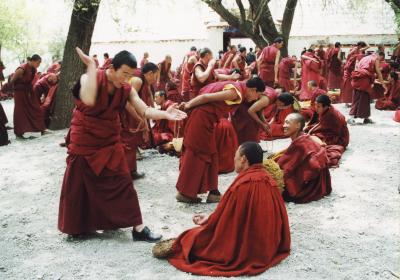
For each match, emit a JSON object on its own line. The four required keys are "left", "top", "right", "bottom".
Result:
{"left": 299, "top": 49, "right": 322, "bottom": 100}
{"left": 58, "top": 48, "right": 186, "bottom": 241}
{"left": 176, "top": 77, "right": 266, "bottom": 203}
{"left": 156, "top": 55, "right": 172, "bottom": 91}
{"left": 100, "top": 53, "right": 112, "bottom": 70}
{"left": 219, "top": 45, "right": 237, "bottom": 69}
{"left": 180, "top": 53, "right": 198, "bottom": 102}
{"left": 140, "top": 52, "right": 149, "bottom": 68}
{"left": 163, "top": 142, "right": 290, "bottom": 277}
{"left": 277, "top": 113, "right": 332, "bottom": 203}
{"left": 349, "top": 52, "right": 386, "bottom": 124}
{"left": 258, "top": 37, "right": 284, "bottom": 87}
{"left": 278, "top": 55, "right": 298, "bottom": 92}
{"left": 10, "top": 55, "right": 46, "bottom": 139}
{"left": 229, "top": 47, "right": 247, "bottom": 78}
{"left": 327, "top": 42, "right": 342, "bottom": 90}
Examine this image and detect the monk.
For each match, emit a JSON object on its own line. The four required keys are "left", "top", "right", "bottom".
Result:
{"left": 327, "top": 42, "right": 342, "bottom": 90}
{"left": 277, "top": 113, "right": 332, "bottom": 203}
{"left": 156, "top": 55, "right": 172, "bottom": 91}
{"left": 300, "top": 80, "right": 327, "bottom": 124}
{"left": 176, "top": 77, "right": 266, "bottom": 203}
{"left": 180, "top": 53, "right": 198, "bottom": 101}
{"left": 219, "top": 45, "right": 237, "bottom": 69}
{"left": 152, "top": 90, "right": 175, "bottom": 147}
{"left": 140, "top": 52, "right": 149, "bottom": 68}
{"left": 47, "top": 61, "right": 61, "bottom": 74}
{"left": 349, "top": 52, "right": 386, "bottom": 124}
{"left": 10, "top": 54, "right": 46, "bottom": 139}
{"left": 229, "top": 47, "right": 247, "bottom": 78}
{"left": 0, "top": 101, "right": 9, "bottom": 146}
{"left": 371, "top": 54, "right": 390, "bottom": 100}
{"left": 375, "top": 71, "right": 400, "bottom": 110}
{"left": 260, "top": 92, "right": 297, "bottom": 140}
{"left": 58, "top": 47, "right": 186, "bottom": 242}
{"left": 258, "top": 37, "right": 284, "bottom": 87}
{"left": 190, "top": 48, "right": 239, "bottom": 100}
{"left": 33, "top": 73, "right": 59, "bottom": 128}
{"left": 92, "top": 54, "right": 99, "bottom": 68}
{"left": 299, "top": 48, "right": 322, "bottom": 100}
{"left": 214, "top": 117, "right": 238, "bottom": 173}
{"left": 278, "top": 55, "right": 298, "bottom": 92}
{"left": 163, "top": 142, "right": 290, "bottom": 276}
{"left": 340, "top": 42, "right": 369, "bottom": 104}
{"left": 100, "top": 53, "right": 112, "bottom": 69}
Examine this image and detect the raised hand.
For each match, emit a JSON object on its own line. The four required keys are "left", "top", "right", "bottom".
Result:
{"left": 76, "top": 47, "right": 96, "bottom": 67}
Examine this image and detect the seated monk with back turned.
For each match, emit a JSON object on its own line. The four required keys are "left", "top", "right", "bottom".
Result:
{"left": 155, "top": 142, "right": 290, "bottom": 277}
{"left": 277, "top": 113, "right": 332, "bottom": 203}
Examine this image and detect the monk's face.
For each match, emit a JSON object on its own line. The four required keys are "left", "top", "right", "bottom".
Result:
{"left": 110, "top": 64, "right": 136, "bottom": 88}
{"left": 144, "top": 70, "right": 158, "bottom": 84}
{"left": 315, "top": 102, "right": 328, "bottom": 115}
{"left": 276, "top": 42, "right": 284, "bottom": 49}
{"left": 154, "top": 92, "right": 165, "bottom": 106}
{"left": 283, "top": 115, "right": 300, "bottom": 136}
{"left": 234, "top": 148, "right": 247, "bottom": 173}
{"left": 245, "top": 88, "right": 259, "bottom": 102}
{"left": 276, "top": 100, "right": 288, "bottom": 110}
{"left": 48, "top": 74, "right": 58, "bottom": 84}
{"left": 32, "top": 60, "right": 41, "bottom": 69}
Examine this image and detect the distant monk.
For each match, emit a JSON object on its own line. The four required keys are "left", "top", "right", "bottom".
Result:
{"left": 10, "top": 54, "right": 46, "bottom": 139}
{"left": 375, "top": 72, "right": 400, "bottom": 110}
{"left": 327, "top": 42, "right": 342, "bottom": 89}
{"left": 394, "top": 110, "right": 400, "bottom": 122}
{"left": 100, "top": 53, "right": 112, "bottom": 70}
{"left": 299, "top": 48, "right": 322, "bottom": 100}
{"left": 219, "top": 45, "right": 237, "bottom": 68}
{"left": 260, "top": 92, "right": 297, "bottom": 140}
{"left": 300, "top": 80, "right": 327, "bottom": 124}
{"left": 349, "top": 52, "right": 386, "bottom": 124}
{"left": 190, "top": 48, "right": 239, "bottom": 100}
{"left": 277, "top": 113, "right": 332, "bottom": 203}
{"left": 180, "top": 51, "right": 198, "bottom": 101}
{"left": 92, "top": 54, "right": 99, "bottom": 68}
{"left": 58, "top": 47, "right": 186, "bottom": 242}
{"left": 33, "top": 73, "right": 59, "bottom": 127}
{"left": 278, "top": 55, "right": 298, "bottom": 92}
{"left": 340, "top": 41, "right": 369, "bottom": 104}
{"left": 371, "top": 54, "right": 390, "bottom": 100}
{"left": 165, "top": 80, "right": 182, "bottom": 103}
{"left": 229, "top": 47, "right": 247, "bottom": 78}
{"left": 231, "top": 86, "right": 273, "bottom": 144}
{"left": 163, "top": 142, "right": 290, "bottom": 276}
{"left": 152, "top": 90, "right": 174, "bottom": 147}
{"left": 176, "top": 77, "right": 266, "bottom": 203}
{"left": 0, "top": 101, "right": 10, "bottom": 146}
{"left": 156, "top": 55, "right": 172, "bottom": 91}
{"left": 315, "top": 44, "right": 326, "bottom": 78}
{"left": 258, "top": 37, "right": 284, "bottom": 87}
{"left": 47, "top": 61, "right": 61, "bottom": 74}
{"left": 140, "top": 52, "right": 149, "bottom": 68}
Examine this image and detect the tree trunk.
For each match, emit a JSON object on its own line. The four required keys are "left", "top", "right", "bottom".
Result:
{"left": 50, "top": 0, "right": 100, "bottom": 130}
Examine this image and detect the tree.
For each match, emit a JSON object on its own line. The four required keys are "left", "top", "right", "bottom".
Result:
{"left": 385, "top": 0, "right": 400, "bottom": 33}
{"left": 201, "top": 0, "right": 298, "bottom": 57}
{"left": 50, "top": 0, "right": 101, "bottom": 130}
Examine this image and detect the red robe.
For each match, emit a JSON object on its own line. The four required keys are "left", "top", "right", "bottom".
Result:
{"left": 33, "top": 74, "right": 58, "bottom": 128}
{"left": 371, "top": 62, "right": 390, "bottom": 100}
{"left": 169, "top": 164, "right": 291, "bottom": 277}
{"left": 152, "top": 100, "right": 174, "bottom": 146}
{"left": 214, "top": 118, "right": 238, "bottom": 173}
{"left": 394, "top": 110, "right": 400, "bottom": 122}
{"left": 181, "top": 60, "right": 195, "bottom": 101}
{"left": 100, "top": 58, "right": 112, "bottom": 70}
{"left": 327, "top": 47, "right": 342, "bottom": 89}
{"left": 375, "top": 79, "right": 400, "bottom": 110}
{"left": 189, "top": 60, "right": 216, "bottom": 99}
{"left": 300, "top": 88, "right": 327, "bottom": 123}
{"left": 47, "top": 63, "right": 61, "bottom": 74}
{"left": 157, "top": 60, "right": 172, "bottom": 91}
{"left": 219, "top": 50, "right": 236, "bottom": 69}
{"left": 13, "top": 63, "right": 45, "bottom": 136}
{"left": 229, "top": 53, "right": 246, "bottom": 78}
{"left": 258, "top": 44, "right": 279, "bottom": 87}
{"left": 176, "top": 81, "right": 247, "bottom": 198}
{"left": 277, "top": 134, "right": 332, "bottom": 203}
{"left": 260, "top": 105, "right": 295, "bottom": 140}
{"left": 58, "top": 70, "right": 142, "bottom": 234}
{"left": 340, "top": 48, "right": 362, "bottom": 103}
{"left": 300, "top": 52, "right": 322, "bottom": 100}
{"left": 278, "top": 57, "right": 296, "bottom": 92}
{"left": 262, "top": 87, "right": 279, "bottom": 121}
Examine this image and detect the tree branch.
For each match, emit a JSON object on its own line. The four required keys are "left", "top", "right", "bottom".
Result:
{"left": 235, "top": 0, "right": 246, "bottom": 22}
{"left": 202, "top": 0, "right": 240, "bottom": 27}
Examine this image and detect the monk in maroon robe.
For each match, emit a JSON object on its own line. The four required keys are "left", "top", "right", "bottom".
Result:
{"left": 58, "top": 48, "right": 186, "bottom": 242}
{"left": 0, "top": 101, "right": 9, "bottom": 146}
{"left": 376, "top": 72, "right": 400, "bottom": 110}
{"left": 327, "top": 42, "right": 343, "bottom": 89}
{"left": 140, "top": 52, "right": 149, "bottom": 68}
{"left": 100, "top": 53, "right": 112, "bottom": 70}
{"left": 214, "top": 117, "right": 238, "bottom": 173}
{"left": 47, "top": 61, "right": 61, "bottom": 74}
{"left": 278, "top": 56, "right": 298, "bottom": 92}
{"left": 180, "top": 53, "right": 197, "bottom": 101}
{"left": 300, "top": 80, "right": 327, "bottom": 123}
{"left": 258, "top": 37, "right": 284, "bottom": 87}
{"left": 152, "top": 91, "right": 175, "bottom": 146}
{"left": 277, "top": 113, "right": 332, "bottom": 203}
{"left": 349, "top": 53, "right": 386, "bottom": 124}
{"left": 218, "top": 45, "right": 237, "bottom": 69}
{"left": 371, "top": 56, "right": 390, "bottom": 100}
{"left": 33, "top": 73, "right": 59, "bottom": 128}
{"left": 166, "top": 142, "right": 290, "bottom": 276}
{"left": 176, "top": 77, "right": 266, "bottom": 203}
{"left": 10, "top": 54, "right": 46, "bottom": 138}
{"left": 157, "top": 55, "right": 172, "bottom": 91}
{"left": 229, "top": 47, "right": 247, "bottom": 79}
{"left": 299, "top": 49, "right": 322, "bottom": 100}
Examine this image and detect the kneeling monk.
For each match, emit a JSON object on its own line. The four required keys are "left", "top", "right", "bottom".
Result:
{"left": 278, "top": 113, "right": 332, "bottom": 203}
{"left": 176, "top": 77, "right": 266, "bottom": 203}
{"left": 164, "top": 142, "right": 290, "bottom": 276}
{"left": 58, "top": 48, "right": 186, "bottom": 242}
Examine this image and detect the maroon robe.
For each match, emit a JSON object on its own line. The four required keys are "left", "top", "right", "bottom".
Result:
{"left": 371, "top": 62, "right": 390, "bottom": 100}
{"left": 152, "top": 100, "right": 174, "bottom": 146}
{"left": 176, "top": 81, "right": 248, "bottom": 199}
{"left": 277, "top": 134, "right": 332, "bottom": 203}
{"left": 181, "top": 60, "right": 196, "bottom": 101}
{"left": 33, "top": 73, "right": 58, "bottom": 128}
{"left": 258, "top": 44, "right": 279, "bottom": 87}
{"left": 169, "top": 164, "right": 291, "bottom": 277}
{"left": 13, "top": 63, "right": 45, "bottom": 136}
{"left": 300, "top": 52, "right": 322, "bottom": 100}
{"left": 157, "top": 60, "right": 172, "bottom": 91}
{"left": 219, "top": 50, "right": 236, "bottom": 69}
{"left": 278, "top": 57, "right": 296, "bottom": 92}
{"left": 0, "top": 102, "right": 9, "bottom": 146}
{"left": 375, "top": 79, "right": 400, "bottom": 110}
{"left": 300, "top": 88, "right": 327, "bottom": 123}
{"left": 340, "top": 49, "right": 363, "bottom": 103}
{"left": 58, "top": 70, "right": 142, "bottom": 234}
{"left": 394, "top": 110, "right": 400, "bottom": 122}
{"left": 189, "top": 60, "right": 216, "bottom": 99}
{"left": 100, "top": 58, "right": 112, "bottom": 70}
{"left": 260, "top": 105, "right": 295, "bottom": 141}
{"left": 214, "top": 117, "right": 238, "bottom": 173}
{"left": 327, "top": 47, "right": 342, "bottom": 89}
{"left": 229, "top": 53, "right": 246, "bottom": 78}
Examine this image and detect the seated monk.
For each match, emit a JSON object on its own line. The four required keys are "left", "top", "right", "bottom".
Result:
{"left": 277, "top": 113, "right": 332, "bottom": 203}
{"left": 165, "top": 80, "right": 182, "bottom": 103}
{"left": 300, "top": 80, "right": 327, "bottom": 124}
{"left": 376, "top": 72, "right": 400, "bottom": 111}
{"left": 152, "top": 90, "right": 175, "bottom": 147}
{"left": 158, "top": 142, "right": 290, "bottom": 277}
{"left": 260, "top": 92, "right": 297, "bottom": 140}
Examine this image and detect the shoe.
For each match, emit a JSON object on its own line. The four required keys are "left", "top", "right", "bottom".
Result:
{"left": 347, "top": 118, "right": 356, "bottom": 125}
{"left": 41, "top": 129, "right": 52, "bottom": 135}
{"left": 345, "top": 103, "right": 351, "bottom": 108}
{"left": 59, "top": 142, "right": 67, "bottom": 147}
{"left": 206, "top": 193, "right": 221, "bottom": 203}
{"left": 131, "top": 171, "right": 145, "bottom": 180}
{"left": 132, "top": 226, "right": 162, "bottom": 243}
{"left": 363, "top": 118, "right": 373, "bottom": 124}
{"left": 175, "top": 192, "right": 201, "bottom": 203}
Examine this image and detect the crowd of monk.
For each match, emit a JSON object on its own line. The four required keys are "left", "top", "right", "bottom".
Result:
{"left": 0, "top": 37, "right": 399, "bottom": 276}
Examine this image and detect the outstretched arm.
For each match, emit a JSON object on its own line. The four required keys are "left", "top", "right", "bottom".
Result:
{"left": 76, "top": 47, "right": 98, "bottom": 106}
{"left": 248, "top": 95, "right": 270, "bottom": 130}
{"left": 184, "top": 88, "right": 239, "bottom": 110}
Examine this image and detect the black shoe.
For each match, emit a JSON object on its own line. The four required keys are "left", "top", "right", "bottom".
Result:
{"left": 131, "top": 171, "right": 145, "bottom": 180}
{"left": 132, "top": 226, "right": 162, "bottom": 243}
{"left": 363, "top": 118, "right": 373, "bottom": 124}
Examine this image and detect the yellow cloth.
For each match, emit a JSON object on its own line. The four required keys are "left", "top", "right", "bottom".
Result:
{"left": 223, "top": 84, "right": 242, "bottom": 105}
{"left": 263, "top": 158, "right": 285, "bottom": 192}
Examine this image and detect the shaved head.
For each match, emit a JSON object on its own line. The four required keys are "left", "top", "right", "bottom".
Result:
{"left": 283, "top": 113, "right": 305, "bottom": 137}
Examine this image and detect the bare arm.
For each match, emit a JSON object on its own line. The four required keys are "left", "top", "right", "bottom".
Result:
{"left": 231, "top": 56, "right": 240, "bottom": 69}
{"left": 194, "top": 60, "right": 215, "bottom": 83}
{"left": 215, "top": 71, "right": 240, "bottom": 81}
{"left": 301, "top": 55, "right": 320, "bottom": 63}
{"left": 76, "top": 47, "right": 97, "bottom": 106}
{"left": 274, "top": 51, "right": 281, "bottom": 82}
{"left": 374, "top": 60, "right": 386, "bottom": 90}
{"left": 248, "top": 95, "right": 270, "bottom": 128}
{"left": 184, "top": 89, "right": 239, "bottom": 110}
{"left": 223, "top": 54, "right": 234, "bottom": 68}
